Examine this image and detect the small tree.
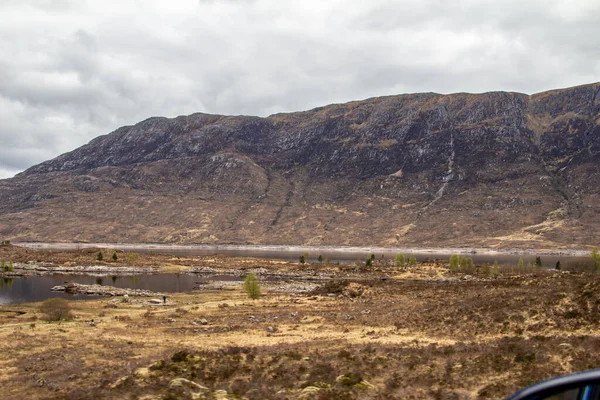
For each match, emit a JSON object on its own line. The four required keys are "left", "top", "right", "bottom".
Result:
{"left": 592, "top": 247, "right": 600, "bottom": 270}
{"left": 492, "top": 260, "right": 499, "bottom": 274}
{"left": 365, "top": 255, "right": 373, "bottom": 267}
{"left": 318, "top": 255, "right": 323, "bottom": 263}
{"left": 555, "top": 261, "right": 561, "bottom": 270}
{"left": 449, "top": 254, "right": 460, "bottom": 271}
{"left": 517, "top": 257, "right": 525, "bottom": 269}
{"left": 408, "top": 254, "right": 417, "bottom": 266}
{"left": 303, "top": 252, "right": 310, "bottom": 263}
{"left": 39, "top": 298, "right": 73, "bottom": 321}
{"left": 535, "top": 256, "right": 543, "bottom": 267}
{"left": 97, "top": 252, "right": 103, "bottom": 261}
{"left": 466, "top": 258, "right": 474, "bottom": 270}
{"left": 395, "top": 254, "right": 406, "bottom": 268}
{"left": 459, "top": 256, "right": 468, "bottom": 271}
{"left": 243, "top": 273, "right": 261, "bottom": 299}
{"left": 299, "top": 255, "right": 305, "bottom": 264}
{"left": 112, "top": 252, "right": 118, "bottom": 261}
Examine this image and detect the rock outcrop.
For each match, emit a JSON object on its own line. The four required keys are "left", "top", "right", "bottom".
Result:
{"left": 0, "top": 83, "right": 599, "bottom": 248}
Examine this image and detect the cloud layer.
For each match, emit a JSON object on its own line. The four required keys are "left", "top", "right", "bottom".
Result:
{"left": 1, "top": 0, "right": 599, "bottom": 178}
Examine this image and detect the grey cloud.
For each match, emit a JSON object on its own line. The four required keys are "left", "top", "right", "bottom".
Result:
{"left": 0, "top": 0, "right": 599, "bottom": 179}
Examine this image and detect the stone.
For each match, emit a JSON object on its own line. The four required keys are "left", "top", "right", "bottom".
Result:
{"left": 168, "top": 377, "right": 209, "bottom": 392}
{"left": 298, "top": 386, "right": 321, "bottom": 399}
{"left": 109, "top": 375, "right": 132, "bottom": 390}
{"left": 213, "top": 389, "right": 229, "bottom": 399}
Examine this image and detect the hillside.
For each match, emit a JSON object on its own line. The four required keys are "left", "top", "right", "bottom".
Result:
{"left": 0, "top": 83, "right": 599, "bottom": 248}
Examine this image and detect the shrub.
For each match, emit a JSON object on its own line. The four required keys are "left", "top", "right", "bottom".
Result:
{"left": 365, "top": 255, "right": 372, "bottom": 267}
{"left": 317, "top": 255, "right": 323, "bottom": 263}
{"left": 492, "top": 260, "right": 499, "bottom": 274}
{"left": 2, "top": 260, "right": 13, "bottom": 272}
{"left": 535, "top": 256, "right": 543, "bottom": 267}
{"left": 518, "top": 257, "right": 524, "bottom": 269}
{"left": 466, "top": 257, "right": 474, "bottom": 270}
{"left": 39, "top": 298, "right": 73, "bottom": 321}
{"left": 299, "top": 255, "right": 305, "bottom": 264}
{"left": 449, "top": 254, "right": 460, "bottom": 271}
{"left": 97, "top": 252, "right": 103, "bottom": 261}
{"left": 112, "top": 252, "right": 118, "bottom": 261}
{"left": 459, "top": 256, "right": 468, "bottom": 270}
{"left": 395, "top": 254, "right": 406, "bottom": 267}
{"left": 481, "top": 262, "right": 491, "bottom": 275}
{"left": 243, "top": 273, "right": 261, "bottom": 300}
{"left": 592, "top": 247, "right": 600, "bottom": 270}
{"left": 408, "top": 254, "right": 417, "bottom": 266}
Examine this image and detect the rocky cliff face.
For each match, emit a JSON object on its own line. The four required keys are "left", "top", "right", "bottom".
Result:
{"left": 1, "top": 83, "right": 599, "bottom": 248}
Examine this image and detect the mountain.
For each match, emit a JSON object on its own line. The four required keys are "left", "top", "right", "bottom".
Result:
{"left": 1, "top": 83, "right": 599, "bottom": 248}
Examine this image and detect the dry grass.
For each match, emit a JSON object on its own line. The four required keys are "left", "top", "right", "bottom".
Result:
{"left": 2, "top": 256, "right": 600, "bottom": 399}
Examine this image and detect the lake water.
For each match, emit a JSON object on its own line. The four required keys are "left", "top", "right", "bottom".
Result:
{"left": 1, "top": 243, "right": 591, "bottom": 305}
{"left": 0, "top": 273, "right": 247, "bottom": 305}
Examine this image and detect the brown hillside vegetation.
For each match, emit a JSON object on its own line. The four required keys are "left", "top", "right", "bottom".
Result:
{"left": 0, "top": 83, "right": 599, "bottom": 248}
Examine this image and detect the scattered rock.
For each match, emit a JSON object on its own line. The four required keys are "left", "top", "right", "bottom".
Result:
{"left": 168, "top": 378, "right": 209, "bottom": 399}
{"left": 109, "top": 375, "right": 132, "bottom": 390}
{"left": 298, "top": 386, "right": 320, "bottom": 399}
{"left": 199, "top": 318, "right": 208, "bottom": 325}
{"left": 342, "top": 283, "right": 368, "bottom": 298}
{"left": 213, "top": 389, "right": 229, "bottom": 399}
{"left": 51, "top": 282, "right": 157, "bottom": 297}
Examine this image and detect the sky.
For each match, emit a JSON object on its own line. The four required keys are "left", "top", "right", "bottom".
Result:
{"left": 1, "top": 0, "right": 599, "bottom": 179}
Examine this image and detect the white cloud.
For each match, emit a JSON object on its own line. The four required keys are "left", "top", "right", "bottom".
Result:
{"left": 0, "top": 0, "right": 599, "bottom": 178}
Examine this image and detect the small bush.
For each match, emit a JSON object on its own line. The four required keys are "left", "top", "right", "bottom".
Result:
{"left": 2, "top": 260, "right": 14, "bottom": 272}
{"left": 317, "top": 255, "right": 323, "bottom": 263}
{"left": 449, "top": 254, "right": 459, "bottom": 271}
{"left": 395, "top": 254, "right": 406, "bottom": 267}
{"left": 97, "top": 252, "right": 103, "bottom": 261}
{"left": 299, "top": 255, "right": 305, "bottom": 264}
{"left": 408, "top": 254, "right": 417, "bottom": 266}
{"left": 592, "top": 247, "right": 600, "bottom": 270}
{"left": 112, "top": 252, "right": 118, "bottom": 261}
{"left": 535, "top": 256, "right": 543, "bottom": 267}
{"left": 243, "top": 273, "right": 261, "bottom": 300}
{"left": 365, "top": 255, "right": 372, "bottom": 267}
{"left": 39, "top": 298, "right": 73, "bottom": 321}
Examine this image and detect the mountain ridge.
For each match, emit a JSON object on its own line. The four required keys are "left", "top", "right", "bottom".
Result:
{"left": 1, "top": 82, "right": 599, "bottom": 248}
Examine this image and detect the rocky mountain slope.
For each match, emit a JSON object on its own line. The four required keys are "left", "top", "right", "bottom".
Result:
{"left": 1, "top": 83, "right": 599, "bottom": 248}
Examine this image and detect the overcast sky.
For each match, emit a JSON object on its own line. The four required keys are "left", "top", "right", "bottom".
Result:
{"left": 1, "top": 0, "right": 599, "bottom": 178}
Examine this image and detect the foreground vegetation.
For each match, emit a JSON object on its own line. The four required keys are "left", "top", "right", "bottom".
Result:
{"left": 1, "top": 245, "right": 600, "bottom": 399}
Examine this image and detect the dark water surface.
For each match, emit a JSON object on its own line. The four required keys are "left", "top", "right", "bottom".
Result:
{"left": 0, "top": 273, "right": 244, "bottom": 305}
{"left": 2, "top": 243, "right": 589, "bottom": 305}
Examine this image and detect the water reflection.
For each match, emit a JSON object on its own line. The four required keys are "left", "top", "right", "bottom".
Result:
{"left": 0, "top": 273, "right": 246, "bottom": 305}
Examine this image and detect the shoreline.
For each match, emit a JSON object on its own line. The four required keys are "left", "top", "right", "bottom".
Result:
{"left": 13, "top": 242, "right": 591, "bottom": 258}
